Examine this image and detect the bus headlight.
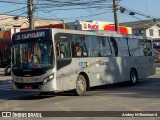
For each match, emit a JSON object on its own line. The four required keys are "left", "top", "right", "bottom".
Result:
{"left": 43, "top": 74, "right": 54, "bottom": 84}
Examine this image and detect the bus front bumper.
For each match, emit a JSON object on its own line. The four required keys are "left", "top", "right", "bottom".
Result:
{"left": 12, "top": 80, "right": 57, "bottom": 92}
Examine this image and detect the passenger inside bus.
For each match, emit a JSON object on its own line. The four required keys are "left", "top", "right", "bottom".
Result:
{"left": 74, "top": 42, "right": 82, "bottom": 57}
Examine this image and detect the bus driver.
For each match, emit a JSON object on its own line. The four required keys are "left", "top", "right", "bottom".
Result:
{"left": 27, "top": 52, "right": 39, "bottom": 68}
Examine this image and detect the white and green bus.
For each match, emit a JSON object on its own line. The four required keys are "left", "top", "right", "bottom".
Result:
{"left": 11, "top": 28, "right": 155, "bottom": 95}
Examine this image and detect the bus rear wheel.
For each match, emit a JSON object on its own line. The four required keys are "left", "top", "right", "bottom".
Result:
{"left": 130, "top": 69, "right": 138, "bottom": 85}
{"left": 74, "top": 75, "right": 87, "bottom": 96}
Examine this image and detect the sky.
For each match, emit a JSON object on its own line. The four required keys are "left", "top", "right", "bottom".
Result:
{"left": 0, "top": 0, "right": 160, "bottom": 23}
{"left": 118, "top": 0, "right": 160, "bottom": 22}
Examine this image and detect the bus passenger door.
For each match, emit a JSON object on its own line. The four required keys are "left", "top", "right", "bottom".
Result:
{"left": 56, "top": 42, "right": 72, "bottom": 91}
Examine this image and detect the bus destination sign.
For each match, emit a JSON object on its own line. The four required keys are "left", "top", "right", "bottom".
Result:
{"left": 15, "top": 31, "right": 45, "bottom": 41}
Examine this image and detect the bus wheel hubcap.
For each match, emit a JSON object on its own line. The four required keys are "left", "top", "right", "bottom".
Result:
{"left": 77, "top": 79, "right": 85, "bottom": 91}
{"left": 131, "top": 73, "right": 136, "bottom": 83}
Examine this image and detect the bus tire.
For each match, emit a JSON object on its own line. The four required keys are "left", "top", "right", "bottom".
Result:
{"left": 130, "top": 69, "right": 138, "bottom": 85}
{"left": 74, "top": 74, "right": 87, "bottom": 96}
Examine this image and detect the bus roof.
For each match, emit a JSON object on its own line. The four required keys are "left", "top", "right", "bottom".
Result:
{"left": 14, "top": 28, "right": 151, "bottom": 40}
{"left": 52, "top": 28, "right": 151, "bottom": 40}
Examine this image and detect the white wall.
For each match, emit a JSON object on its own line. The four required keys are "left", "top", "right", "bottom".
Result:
{"left": 146, "top": 25, "right": 160, "bottom": 39}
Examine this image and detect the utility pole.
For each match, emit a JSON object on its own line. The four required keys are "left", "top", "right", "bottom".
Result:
{"left": 27, "top": 0, "right": 34, "bottom": 29}
{"left": 113, "top": 0, "right": 119, "bottom": 32}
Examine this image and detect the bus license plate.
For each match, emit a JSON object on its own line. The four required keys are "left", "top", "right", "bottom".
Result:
{"left": 24, "top": 86, "right": 32, "bottom": 89}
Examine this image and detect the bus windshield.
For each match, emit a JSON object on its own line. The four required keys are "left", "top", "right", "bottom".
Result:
{"left": 12, "top": 40, "right": 54, "bottom": 69}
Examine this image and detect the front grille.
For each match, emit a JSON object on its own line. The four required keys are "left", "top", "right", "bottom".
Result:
{"left": 12, "top": 69, "right": 45, "bottom": 77}
{"left": 14, "top": 82, "right": 43, "bottom": 89}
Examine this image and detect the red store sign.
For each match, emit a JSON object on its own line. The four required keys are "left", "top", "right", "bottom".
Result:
{"left": 82, "top": 23, "right": 99, "bottom": 30}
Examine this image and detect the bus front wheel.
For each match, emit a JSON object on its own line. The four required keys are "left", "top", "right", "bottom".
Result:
{"left": 130, "top": 69, "right": 138, "bottom": 85}
{"left": 75, "top": 75, "right": 87, "bottom": 96}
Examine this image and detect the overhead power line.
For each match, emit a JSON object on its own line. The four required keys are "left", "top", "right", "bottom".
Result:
{"left": 119, "top": 5, "right": 158, "bottom": 20}
{"left": 2, "top": 7, "right": 27, "bottom": 15}
{"left": 0, "top": 0, "right": 159, "bottom": 27}
{"left": 0, "top": 0, "right": 26, "bottom": 4}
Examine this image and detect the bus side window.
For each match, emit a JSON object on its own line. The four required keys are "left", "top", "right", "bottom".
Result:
{"left": 120, "top": 38, "right": 130, "bottom": 56}
{"left": 60, "top": 43, "right": 71, "bottom": 58}
{"left": 97, "top": 36, "right": 112, "bottom": 57}
{"left": 73, "top": 35, "right": 88, "bottom": 57}
{"left": 128, "top": 38, "right": 140, "bottom": 56}
{"left": 73, "top": 42, "right": 82, "bottom": 57}
{"left": 110, "top": 37, "right": 118, "bottom": 57}
{"left": 141, "top": 39, "right": 152, "bottom": 56}
{"left": 87, "top": 36, "right": 99, "bottom": 57}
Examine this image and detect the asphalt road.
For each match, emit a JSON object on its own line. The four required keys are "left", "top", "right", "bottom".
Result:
{"left": 0, "top": 67, "right": 160, "bottom": 120}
